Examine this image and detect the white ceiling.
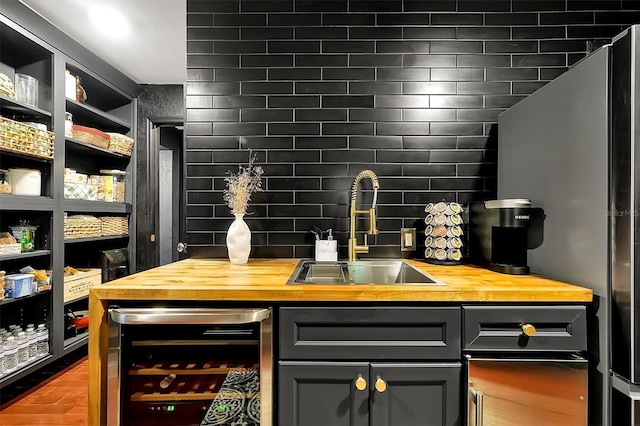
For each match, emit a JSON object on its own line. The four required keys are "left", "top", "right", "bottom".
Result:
{"left": 19, "top": 0, "right": 186, "bottom": 84}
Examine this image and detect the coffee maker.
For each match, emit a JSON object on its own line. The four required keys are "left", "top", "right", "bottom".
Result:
{"left": 468, "top": 199, "right": 531, "bottom": 275}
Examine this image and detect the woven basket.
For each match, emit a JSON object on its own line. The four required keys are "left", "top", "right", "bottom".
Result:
{"left": 64, "top": 215, "right": 102, "bottom": 239}
{"left": 100, "top": 216, "right": 129, "bottom": 236}
{"left": 106, "top": 133, "right": 134, "bottom": 156}
{"left": 0, "top": 232, "right": 21, "bottom": 255}
{"left": 71, "top": 124, "right": 110, "bottom": 149}
{"left": 0, "top": 116, "right": 55, "bottom": 159}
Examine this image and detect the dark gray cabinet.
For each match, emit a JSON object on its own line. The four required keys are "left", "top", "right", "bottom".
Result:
{"left": 278, "top": 307, "right": 462, "bottom": 426}
{"left": 279, "top": 361, "right": 461, "bottom": 426}
{"left": 279, "top": 362, "right": 369, "bottom": 426}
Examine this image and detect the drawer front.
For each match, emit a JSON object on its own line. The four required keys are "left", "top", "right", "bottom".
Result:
{"left": 463, "top": 305, "right": 587, "bottom": 352}
{"left": 279, "top": 306, "right": 461, "bottom": 360}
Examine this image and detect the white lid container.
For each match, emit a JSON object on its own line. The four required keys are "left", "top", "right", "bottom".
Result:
{"left": 4, "top": 273, "right": 34, "bottom": 298}
{"left": 9, "top": 168, "right": 41, "bottom": 196}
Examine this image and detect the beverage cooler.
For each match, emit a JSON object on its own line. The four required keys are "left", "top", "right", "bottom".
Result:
{"left": 463, "top": 305, "right": 589, "bottom": 425}
{"left": 106, "top": 307, "right": 272, "bottom": 426}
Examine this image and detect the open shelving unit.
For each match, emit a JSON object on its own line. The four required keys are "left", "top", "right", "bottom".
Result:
{"left": 0, "top": 8, "right": 140, "bottom": 387}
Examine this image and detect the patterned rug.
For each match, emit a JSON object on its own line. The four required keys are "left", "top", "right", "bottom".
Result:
{"left": 201, "top": 367, "right": 260, "bottom": 426}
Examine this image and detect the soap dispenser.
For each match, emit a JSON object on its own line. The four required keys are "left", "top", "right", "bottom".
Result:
{"left": 315, "top": 229, "right": 338, "bottom": 262}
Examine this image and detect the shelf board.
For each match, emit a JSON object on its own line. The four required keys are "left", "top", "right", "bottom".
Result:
{"left": 0, "top": 249, "right": 51, "bottom": 262}
{"left": 0, "top": 354, "right": 54, "bottom": 389}
{"left": 63, "top": 199, "right": 131, "bottom": 213}
{"left": 0, "top": 195, "right": 55, "bottom": 211}
{"left": 0, "top": 147, "right": 53, "bottom": 163}
{"left": 64, "top": 234, "right": 129, "bottom": 244}
{"left": 66, "top": 99, "right": 130, "bottom": 133}
{"left": 64, "top": 332, "right": 88, "bottom": 351}
{"left": 0, "top": 94, "right": 52, "bottom": 119}
{"left": 0, "top": 289, "right": 51, "bottom": 307}
{"left": 65, "top": 138, "right": 131, "bottom": 160}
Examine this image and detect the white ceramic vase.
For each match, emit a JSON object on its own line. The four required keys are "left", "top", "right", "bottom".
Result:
{"left": 226, "top": 213, "right": 251, "bottom": 264}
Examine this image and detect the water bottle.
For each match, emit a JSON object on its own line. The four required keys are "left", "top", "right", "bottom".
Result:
{"left": 16, "top": 331, "right": 29, "bottom": 366}
{"left": 36, "top": 323, "right": 49, "bottom": 356}
{"left": 4, "top": 335, "right": 18, "bottom": 373}
{"left": 0, "top": 337, "right": 5, "bottom": 377}
{"left": 26, "top": 325, "right": 38, "bottom": 360}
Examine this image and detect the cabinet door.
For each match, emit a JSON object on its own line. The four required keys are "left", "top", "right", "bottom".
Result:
{"left": 370, "top": 363, "right": 462, "bottom": 426}
{"left": 278, "top": 361, "right": 369, "bottom": 426}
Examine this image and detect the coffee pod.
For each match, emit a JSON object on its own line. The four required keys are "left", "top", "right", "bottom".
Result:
{"left": 424, "top": 225, "right": 434, "bottom": 236}
{"left": 425, "top": 236, "right": 434, "bottom": 247}
{"left": 425, "top": 203, "right": 435, "bottom": 213}
{"left": 434, "top": 248, "right": 447, "bottom": 260}
{"left": 433, "top": 214, "right": 447, "bottom": 225}
{"left": 444, "top": 202, "right": 463, "bottom": 215}
{"left": 445, "top": 214, "right": 463, "bottom": 227}
{"left": 447, "top": 248, "right": 462, "bottom": 261}
{"left": 433, "top": 225, "right": 447, "bottom": 237}
{"left": 425, "top": 247, "right": 433, "bottom": 259}
{"left": 447, "top": 237, "right": 463, "bottom": 249}
{"left": 434, "top": 202, "right": 448, "bottom": 213}
{"left": 434, "top": 237, "right": 447, "bottom": 248}
{"left": 425, "top": 215, "right": 434, "bottom": 225}
{"left": 446, "top": 226, "right": 463, "bottom": 238}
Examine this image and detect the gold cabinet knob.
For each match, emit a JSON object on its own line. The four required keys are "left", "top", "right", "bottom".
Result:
{"left": 375, "top": 377, "right": 387, "bottom": 393}
{"left": 355, "top": 376, "right": 367, "bottom": 391}
{"left": 521, "top": 323, "right": 536, "bottom": 337}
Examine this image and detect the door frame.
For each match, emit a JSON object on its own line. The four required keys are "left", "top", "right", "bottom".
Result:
{"left": 142, "top": 116, "right": 185, "bottom": 269}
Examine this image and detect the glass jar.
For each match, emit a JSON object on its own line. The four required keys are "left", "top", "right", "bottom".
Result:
{"left": 0, "top": 169, "right": 10, "bottom": 194}
{"left": 65, "top": 112, "right": 73, "bottom": 138}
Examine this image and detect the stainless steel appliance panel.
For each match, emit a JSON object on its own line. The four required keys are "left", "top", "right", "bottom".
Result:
{"left": 467, "top": 356, "right": 588, "bottom": 426}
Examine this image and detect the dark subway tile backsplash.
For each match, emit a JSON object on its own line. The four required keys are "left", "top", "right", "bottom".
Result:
{"left": 186, "top": 0, "right": 639, "bottom": 258}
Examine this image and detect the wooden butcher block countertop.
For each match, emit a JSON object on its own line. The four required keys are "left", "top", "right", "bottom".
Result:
{"left": 90, "top": 258, "right": 592, "bottom": 302}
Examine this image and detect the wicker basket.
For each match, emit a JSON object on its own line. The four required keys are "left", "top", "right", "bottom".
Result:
{"left": 0, "top": 116, "right": 55, "bottom": 159}
{"left": 100, "top": 216, "right": 129, "bottom": 236}
{"left": 0, "top": 232, "right": 21, "bottom": 255}
{"left": 106, "top": 133, "right": 134, "bottom": 156}
{"left": 64, "top": 215, "right": 102, "bottom": 240}
{"left": 71, "top": 124, "right": 110, "bottom": 149}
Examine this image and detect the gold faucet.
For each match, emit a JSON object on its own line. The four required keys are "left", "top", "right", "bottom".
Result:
{"left": 348, "top": 170, "right": 380, "bottom": 261}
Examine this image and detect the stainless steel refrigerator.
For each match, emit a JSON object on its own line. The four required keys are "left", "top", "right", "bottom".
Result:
{"left": 498, "top": 24, "right": 640, "bottom": 426}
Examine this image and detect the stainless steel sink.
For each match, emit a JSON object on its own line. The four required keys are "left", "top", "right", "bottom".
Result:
{"left": 287, "top": 259, "right": 444, "bottom": 285}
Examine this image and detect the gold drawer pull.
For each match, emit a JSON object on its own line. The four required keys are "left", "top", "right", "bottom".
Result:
{"left": 521, "top": 323, "right": 536, "bottom": 337}
{"left": 355, "top": 375, "right": 367, "bottom": 391}
{"left": 375, "top": 377, "right": 387, "bottom": 393}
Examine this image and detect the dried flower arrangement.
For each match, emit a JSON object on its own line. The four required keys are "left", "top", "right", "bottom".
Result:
{"left": 223, "top": 152, "right": 264, "bottom": 215}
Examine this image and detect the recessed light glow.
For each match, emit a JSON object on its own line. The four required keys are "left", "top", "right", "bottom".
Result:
{"left": 88, "top": 4, "right": 130, "bottom": 38}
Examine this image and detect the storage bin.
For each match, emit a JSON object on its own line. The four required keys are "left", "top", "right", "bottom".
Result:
{"left": 9, "top": 168, "right": 41, "bottom": 196}
{"left": 106, "top": 133, "right": 134, "bottom": 156}
{"left": 71, "top": 124, "right": 110, "bottom": 149}
{"left": 4, "top": 273, "right": 34, "bottom": 298}
{"left": 64, "top": 215, "right": 102, "bottom": 239}
{"left": 0, "top": 117, "right": 55, "bottom": 160}
{"left": 64, "top": 268, "right": 102, "bottom": 302}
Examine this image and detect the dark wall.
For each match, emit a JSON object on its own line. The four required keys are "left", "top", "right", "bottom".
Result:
{"left": 185, "top": 0, "right": 640, "bottom": 259}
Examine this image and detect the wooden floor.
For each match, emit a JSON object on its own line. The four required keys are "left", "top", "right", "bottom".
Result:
{"left": 0, "top": 357, "right": 88, "bottom": 426}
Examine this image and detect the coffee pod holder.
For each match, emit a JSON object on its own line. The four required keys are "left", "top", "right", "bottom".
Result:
{"left": 423, "top": 201, "right": 463, "bottom": 265}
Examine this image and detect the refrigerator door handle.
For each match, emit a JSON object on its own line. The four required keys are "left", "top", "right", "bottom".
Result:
{"left": 469, "top": 386, "right": 484, "bottom": 426}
